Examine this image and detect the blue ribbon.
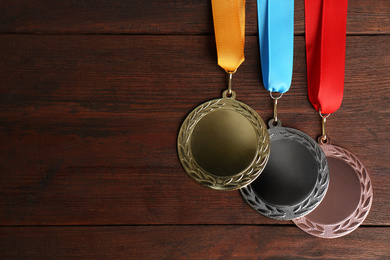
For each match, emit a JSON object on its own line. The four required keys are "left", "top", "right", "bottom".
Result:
{"left": 257, "top": 0, "right": 294, "bottom": 93}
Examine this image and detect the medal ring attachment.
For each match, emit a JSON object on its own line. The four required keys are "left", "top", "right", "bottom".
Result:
{"left": 226, "top": 70, "right": 237, "bottom": 96}
{"left": 269, "top": 92, "right": 283, "bottom": 123}
{"left": 269, "top": 91, "right": 283, "bottom": 100}
{"left": 177, "top": 95, "right": 270, "bottom": 191}
{"left": 319, "top": 109, "right": 331, "bottom": 142}
{"left": 222, "top": 90, "right": 236, "bottom": 99}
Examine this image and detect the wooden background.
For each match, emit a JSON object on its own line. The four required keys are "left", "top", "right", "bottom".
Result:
{"left": 0, "top": 0, "right": 389, "bottom": 259}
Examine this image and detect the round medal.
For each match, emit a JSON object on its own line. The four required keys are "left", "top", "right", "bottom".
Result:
{"left": 293, "top": 139, "right": 373, "bottom": 238}
{"left": 240, "top": 119, "right": 329, "bottom": 220}
{"left": 177, "top": 91, "right": 270, "bottom": 190}
{"left": 178, "top": 0, "right": 270, "bottom": 190}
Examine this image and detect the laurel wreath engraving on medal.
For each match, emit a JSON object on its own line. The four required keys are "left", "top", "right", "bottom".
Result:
{"left": 285, "top": 129, "right": 329, "bottom": 216}
{"left": 240, "top": 126, "right": 329, "bottom": 220}
{"left": 295, "top": 218, "right": 326, "bottom": 236}
{"left": 293, "top": 144, "right": 373, "bottom": 238}
{"left": 178, "top": 99, "right": 224, "bottom": 188}
{"left": 329, "top": 146, "right": 373, "bottom": 236}
{"left": 177, "top": 97, "right": 270, "bottom": 190}
{"left": 241, "top": 184, "right": 286, "bottom": 219}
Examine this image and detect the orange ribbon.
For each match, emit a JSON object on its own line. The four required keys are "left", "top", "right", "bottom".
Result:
{"left": 211, "top": 0, "right": 246, "bottom": 72}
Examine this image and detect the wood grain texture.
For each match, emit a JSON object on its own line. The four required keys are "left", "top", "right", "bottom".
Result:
{"left": 0, "top": 0, "right": 389, "bottom": 258}
{"left": 0, "top": 226, "right": 389, "bottom": 259}
{"left": 0, "top": 0, "right": 389, "bottom": 34}
{"left": 1, "top": 35, "right": 389, "bottom": 226}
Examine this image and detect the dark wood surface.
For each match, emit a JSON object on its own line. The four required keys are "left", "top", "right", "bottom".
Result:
{"left": 1, "top": 226, "right": 389, "bottom": 259}
{"left": 0, "top": 0, "right": 389, "bottom": 34}
{"left": 0, "top": 1, "right": 389, "bottom": 259}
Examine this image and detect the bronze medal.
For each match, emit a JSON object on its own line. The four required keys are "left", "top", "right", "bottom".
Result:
{"left": 178, "top": 90, "right": 270, "bottom": 190}
{"left": 293, "top": 139, "right": 373, "bottom": 238}
{"left": 297, "top": 0, "right": 372, "bottom": 238}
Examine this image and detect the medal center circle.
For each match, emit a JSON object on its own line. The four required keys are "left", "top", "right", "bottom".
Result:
{"left": 190, "top": 109, "right": 258, "bottom": 177}
{"left": 304, "top": 157, "right": 361, "bottom": 225}
{"left": 252, "top": 138, "right": 318, "bottom": 206}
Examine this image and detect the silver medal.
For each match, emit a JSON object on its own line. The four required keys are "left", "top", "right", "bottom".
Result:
{"left": 241, "top": 119, "right": 329, "bottom": 220}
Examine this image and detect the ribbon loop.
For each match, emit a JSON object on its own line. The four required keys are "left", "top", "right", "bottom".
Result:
{"left": 258, "top": 0, "right": 294, "bottom": 93}
{"left": 305, "top": 0, "right": 348, "bottom": 114}
{"left": 212, "top": 0, "right": 246, "bottom": 72}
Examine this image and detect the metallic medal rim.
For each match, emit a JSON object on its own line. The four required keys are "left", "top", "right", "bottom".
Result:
{"left": 293, "top": 142, "right": 373, "bottom": 238}
{"left": 240, "top": 121, "right": 329, "bottom": 220}
{"left": 177, "top": 95, "right": 270, "bottom": 191}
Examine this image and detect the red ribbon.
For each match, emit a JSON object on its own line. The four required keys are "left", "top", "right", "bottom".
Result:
{"left": 305, "top": 0, "right": 348, "bottom": 114}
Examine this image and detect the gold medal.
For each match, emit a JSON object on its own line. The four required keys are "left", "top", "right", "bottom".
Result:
{"left": 178, "top": 90, "right": 269, "bottom": 190}
{"left": 177, "top": 0, "right": 270, "bottom": 190}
